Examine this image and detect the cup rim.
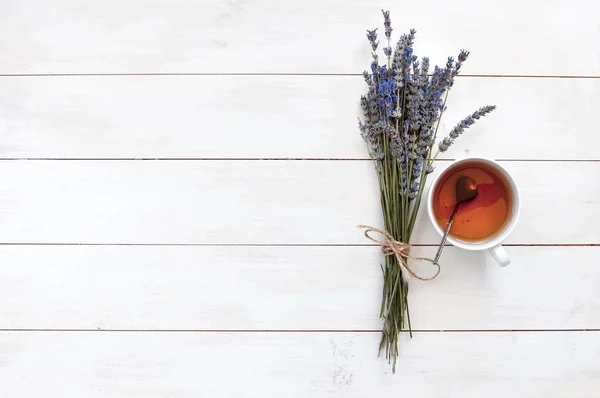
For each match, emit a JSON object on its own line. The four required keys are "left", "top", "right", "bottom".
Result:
{"left": 426, "top": 157, "right": 521, "bottom": 251}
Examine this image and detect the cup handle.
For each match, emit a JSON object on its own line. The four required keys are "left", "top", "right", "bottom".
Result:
{"left": 488, "top": 245, "right": 510, "bottom": 267}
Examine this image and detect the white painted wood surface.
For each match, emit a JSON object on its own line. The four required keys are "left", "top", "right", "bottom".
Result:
{"left": 1, "top": 0, "right": 599, "bottom": 396}
{"left": 1, "top": 0, "right": 598, "bottom": 75}
{"left": 0, "top": 161, "right": 596, "bottom": 244}
{"left": 0, "top": 245, "right": 598, "bottom": 331}
{"left": 1, "top": 76, "right": 598, "bottom": 159}
{"left": 0, "top": 332, "right": 598, "bottom": 397}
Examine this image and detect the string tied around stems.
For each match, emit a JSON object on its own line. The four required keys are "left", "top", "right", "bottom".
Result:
{"left": 357, "top": 225, "right": 441, "bottom": 281}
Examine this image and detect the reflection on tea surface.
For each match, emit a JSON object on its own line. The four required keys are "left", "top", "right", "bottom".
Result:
{"left": 433, "top": 162, "right": 512, "bottom": 242}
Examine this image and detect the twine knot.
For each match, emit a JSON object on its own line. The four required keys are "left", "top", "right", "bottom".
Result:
{"left": 358, "top": 225, "right": 440, "bottom": 281}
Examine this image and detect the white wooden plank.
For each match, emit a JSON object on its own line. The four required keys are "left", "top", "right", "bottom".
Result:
{"left": 0, "top": 331, "right": 597, "bottom": 396}
{"left": 0, "top": 161, "right": 596, "bottom": 244}
{"left": 0, "top": 245, "right": 597, "bottom": 330}
{"left": 1, "top": 0, "right": 598, "bottom": 75}
{"left": 1, "top": 76, "right": 598, "bottom": 160}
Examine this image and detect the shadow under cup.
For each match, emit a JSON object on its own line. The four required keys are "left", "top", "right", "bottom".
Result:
{"left": 428, "top": 158, "right": 519, "bottom": 249}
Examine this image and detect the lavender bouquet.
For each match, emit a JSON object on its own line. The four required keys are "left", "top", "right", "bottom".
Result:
{"left": 359, "top": 10, "right": 496, "bottom": 372}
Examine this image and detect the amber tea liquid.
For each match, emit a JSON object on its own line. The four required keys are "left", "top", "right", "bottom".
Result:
{"left": 433, "top": 161, "right": 512, "bottom": 242}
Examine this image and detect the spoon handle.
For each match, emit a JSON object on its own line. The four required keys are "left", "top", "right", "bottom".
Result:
{"left": 433, "top": 203, "right": 460, "bottom": 265}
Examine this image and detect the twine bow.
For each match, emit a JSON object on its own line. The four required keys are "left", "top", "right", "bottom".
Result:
{"left": 358, "top": 225, "right": 440, "bottom": 281}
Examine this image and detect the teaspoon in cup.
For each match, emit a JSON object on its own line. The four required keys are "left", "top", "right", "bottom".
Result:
{"left": 432, "top": 175, "right": 478, "bottom": 265}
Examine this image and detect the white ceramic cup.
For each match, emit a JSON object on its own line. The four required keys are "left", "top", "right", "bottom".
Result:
{"left": 426, "top": 157, "right": 521, "bottom": 267}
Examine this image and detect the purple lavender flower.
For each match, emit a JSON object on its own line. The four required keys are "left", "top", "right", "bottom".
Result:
{"left": 391, "top": 29, "right": 416, "bottom": 86}
{"left": 360, "top": 10, "right": 495, "bottom": 199}
{"left": 400, "top": 120, "right": 410, "bottom": 165}
{"left": 408, "top": 180, "right": 420, "bottom": 199}
{"left": 366, "top": 29, "right": 378, "bottom": 52}
{"left": 380, "top": 10, "right": 394, "bottom": 63}
{"left": 438, "top": 137, "right": 453, "bottom": 152}
{"left": 390, "top": 135, "right": 405, "bottom": 162}
{"left": 412, "top": 60, "right": 420, "bottom": 75}
{"left": 472, "top": 105, "right": 496, "bottom": 119}
{"left": 374, "top": 120, "right": 396, "bottom": 136}
{"left": 448, "top": 116, "right": 476, "bottom": 139}
{"left": 438, "top": 105, "right": 497, "bottom": 152}
{"left": 412, "top": 157, "right": 423, "bottom": 176}
{"left": 376, "top": 75, "right": 398, "bottom": 116}
{"left": 420, "top": 57, "right": 430, "bottom": 76}
{"left": 381, "top": 10, "right": 392, "bottom": 38}
{"left": 451, "top": 49, "right": 470, "bottom": 81}
{"left": 400, "top": 175, "right": 408, "bottom": 195}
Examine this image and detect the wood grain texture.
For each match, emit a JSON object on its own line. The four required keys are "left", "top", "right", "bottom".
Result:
{"left": 0, "top": 331, "right": 598, "bottom": 397}
{"left": 0, "top": 160, "right": 596, "bottom": 244}
{"left": 1, "top": 0, "right": 598, "bottom": 75}
{"left": 1, "top": 76, "right": 598, "bottom": 159}
{"left": 0, "top": 245, "right": 597, "bottom": 331}
{"left": 1, "top": 0, "right": 598, "bottom": 392}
